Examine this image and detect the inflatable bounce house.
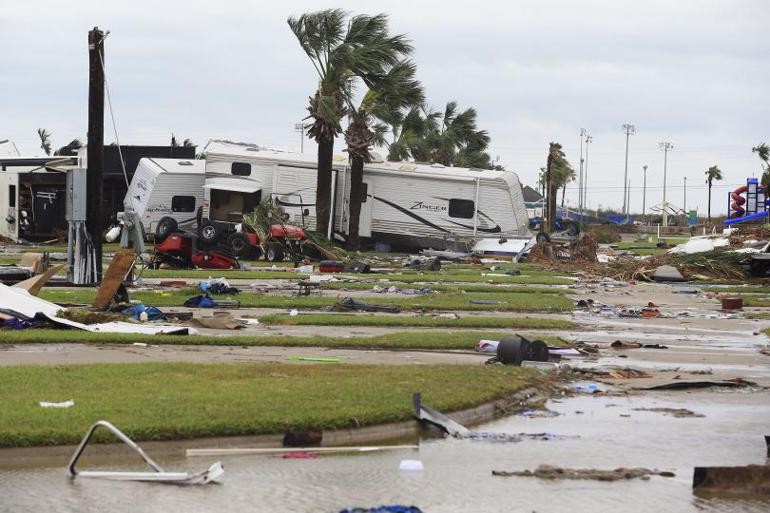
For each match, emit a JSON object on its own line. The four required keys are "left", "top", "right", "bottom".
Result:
{"left": 725, "top": 177, "right": 769, "bottom": 225}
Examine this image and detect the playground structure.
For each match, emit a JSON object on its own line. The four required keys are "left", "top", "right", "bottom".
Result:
{"left": 725, "top": 178, "right": 769, "bottom": 225}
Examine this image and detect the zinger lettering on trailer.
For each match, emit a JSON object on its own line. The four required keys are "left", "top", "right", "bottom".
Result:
{"left": 410, "top": 201, "right": 447, "bottom": 212}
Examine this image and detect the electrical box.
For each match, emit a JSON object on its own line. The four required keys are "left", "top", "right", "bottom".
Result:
{"left": 66, "top": 168, "right": 88, "bottom": 222}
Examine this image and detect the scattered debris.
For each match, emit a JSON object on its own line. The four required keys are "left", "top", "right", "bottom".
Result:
{"left": 39, "top": 399, "right": 74, "bottom": 408}
{"left": 633, "top": 407, "right": 705, "bottom": 418}
{"left": 339, "top": 506, "right": 423, "bottom": 513}
{"left": 335, "top": 296, "right": 400, "bottom": 313}
{"left": 69, "top": 420, "right": 223, "bottom": 484}
{"left": 639, "top": 379, "right": 758, "bottom": 391}
{"left": 693, "top": 464, "right": 770, "bottom": 495}
{"left": 651, "top": 265, "right": 687, "bottom": 282}
{"left": 492, "top": 465, "right": 675, "bottom": 481}
{"left": 399, "top": 460, "right": 424, "bottom": 472}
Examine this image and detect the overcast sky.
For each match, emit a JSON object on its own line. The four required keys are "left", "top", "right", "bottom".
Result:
{"left": 2, "top": 0, "right": 768, "bottom": 214}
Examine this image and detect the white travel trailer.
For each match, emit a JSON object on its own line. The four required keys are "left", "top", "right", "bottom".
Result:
{"left": 201, "top": 140, "right": 530, "bottom": 250}
{"left": 123, "top": 157, "right": 205, "bottom": 238}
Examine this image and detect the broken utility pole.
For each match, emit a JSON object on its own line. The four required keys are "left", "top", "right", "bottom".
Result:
{"left": 87, "top": 27, "right": 105, "bottom": 282}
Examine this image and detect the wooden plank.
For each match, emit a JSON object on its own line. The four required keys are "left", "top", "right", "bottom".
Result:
{"left": 12, "top": 264, "right": 65, "bottom": 296}
{"left": 92, "top": 249, "right": 136, "bottom": 308}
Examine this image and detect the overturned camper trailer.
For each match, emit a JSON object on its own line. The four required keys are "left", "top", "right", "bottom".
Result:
{"left": 201, "top": 140, "right": 530, "bottom": 250}
{"left": 0, "top": 156, "right": 77, "bottom": 242}
{"left": 123, "top": 157, "right": 206, "bottom": 238}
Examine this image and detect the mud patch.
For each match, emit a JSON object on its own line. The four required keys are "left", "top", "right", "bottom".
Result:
{"left": 492, "top": 464, "right": 676, "bottom": 481}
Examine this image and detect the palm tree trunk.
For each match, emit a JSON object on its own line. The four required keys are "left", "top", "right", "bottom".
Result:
{"left": 560, "top": 184, "right": 566, "bottom": 208}
{"left": 315, "top": 138, "right": 334, "bottom": 237}
{"left": 347, "top": 155, "right": 365, "bottom": 250}
{"left": 707, "top": 181, "right": 712, "bottom": 223}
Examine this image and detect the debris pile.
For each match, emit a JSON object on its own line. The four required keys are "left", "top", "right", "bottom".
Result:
{"left": 492, "top": 465, "right": 676, "bottom": 481}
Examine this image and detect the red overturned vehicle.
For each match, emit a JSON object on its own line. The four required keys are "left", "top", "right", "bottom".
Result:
{"left": 150, "top": 214, "right": 315, "bottom": 270}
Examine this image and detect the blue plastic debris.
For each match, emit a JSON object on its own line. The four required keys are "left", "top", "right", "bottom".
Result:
{"left": 339, "top": 507, "right": 423, "bottom": 513}
{"left": 122, "top": 304, "right": 166, "bottom": 321}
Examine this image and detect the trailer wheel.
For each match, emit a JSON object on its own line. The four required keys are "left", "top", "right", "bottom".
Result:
{"left": 536, "top": 232, "right": 550, "bottom": 244}
{"left": 198, "top": 220, "right": 220, "bottom": 243}
{"left": 227, "top": 232, "right": 253, "bottom": 258}
{"left": 155, "top": 217, "right": 178, "bottom": 243}
{"left": 266, "top": 242, "right": 285, "bottom": 262}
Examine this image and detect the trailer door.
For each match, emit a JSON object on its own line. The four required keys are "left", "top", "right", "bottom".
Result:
{"left": 359, "top": 180, "right": 373, "bottom": 237}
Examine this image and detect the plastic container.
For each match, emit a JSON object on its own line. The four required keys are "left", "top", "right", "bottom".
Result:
{"left": 399, "top": 460, "right": 424, "bottom": 472}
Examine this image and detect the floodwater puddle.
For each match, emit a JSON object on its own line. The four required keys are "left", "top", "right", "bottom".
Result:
{"left": 2, "top": 391, "right": 768, "bottom": 512}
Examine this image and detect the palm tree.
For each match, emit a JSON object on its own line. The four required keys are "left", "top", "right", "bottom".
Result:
{"left": 753, "top": 143, "right": 769, "bottom": 186}
{"left": 37, "top": 128, "right": 52, "bottom": 156}
{"left": 54, "top": 138, "right": 82, "bottom": 156}
{"left": 288, "top": 9, "right": 411, "bottom": 237}
{"left": 385, "top": 105, "right": 436, "bottom": 162}
{"left": 344, "top": 60, "right": 423, "bottom": 250}
{"left": 544, "top": 142, "right": 571, "bottom": 233}
{"left": 428, "top": 102, "right": 490, "bottom": 167}
{"left": 704, "top": 165, "right": 723, "bottom": 222}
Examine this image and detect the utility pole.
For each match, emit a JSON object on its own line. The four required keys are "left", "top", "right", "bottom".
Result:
{"left": 578, "top": 128, "right": 587, "bottom": 217}
{"left": 627, "top": 178, "right": 631, "bottom": 217}
{"left": 642, "top": 165, "right": 648, "bottom": 224}
{"left": 659, "top": 142, "right": 674, "bottom": 227}
{"left": 621, "top": 124, "right": 636, "bottom": 215}
{"left": 87, "top": 27, "right": 105, "bottom": 282}
{"left": 683, "top": 176, "right": 687, "bottom": 212}
{"left": 583, "top": 135, "right": 592, "bottom": 215}
{"left": 294, "top": 122, "right": 304, "bottom": 153}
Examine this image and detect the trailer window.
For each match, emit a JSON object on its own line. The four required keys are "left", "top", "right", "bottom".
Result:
{"left": 8, "top": 185, "right": 16, "bottom": 207}
{"left": 171, "top": 195, "right": 196, "bottom": 212}
{"left": 231, "top": 162, "right": 251, "bottom": 176}
{"left": 448, "top": 198, "right": 474, "bottom": 219}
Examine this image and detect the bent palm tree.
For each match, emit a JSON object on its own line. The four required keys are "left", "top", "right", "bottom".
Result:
{"left": 753, "top": 143, "right": 769, "bottom": 187}
{"left": 704, "top": 165, "right": 723, "bottom": 222}
{"left": 37, "top": 128, "right": 52, "bottom": 156}
{"left": 344, "top": 60, "right": 423, "bottom": 250}
{"left": 288, "top": 9, "right": 411, "bottom": 237}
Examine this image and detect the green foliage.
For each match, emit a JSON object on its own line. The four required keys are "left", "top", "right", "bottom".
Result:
{"left": 0, "top": 362, "right": 541, "bottom": 447}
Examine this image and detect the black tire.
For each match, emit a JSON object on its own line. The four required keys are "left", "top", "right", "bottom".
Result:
{"left": 227, "top": 232, "right": 253, "bottom": 258}
{"left": 155, "top": 216, "right": 177, "bottom": 243}
{"left": 266, "top": 242, "right": 285, "bottom": 262}
{"left": 536, "top": 232, "right": 550, "bottom": 244}
{"left": 198, "top": 220, "right": 220, "bottom": 243}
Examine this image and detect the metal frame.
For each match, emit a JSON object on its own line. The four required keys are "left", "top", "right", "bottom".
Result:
{"left": 68, "top": 420, "right": 223, "bottom": 484}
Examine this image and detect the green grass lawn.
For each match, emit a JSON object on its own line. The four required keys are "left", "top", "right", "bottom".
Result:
{"left": 40, "top": 288, "right": 573, "bottom": 313}
{"left": 0, "top": 329, "right": 568, "bottom": 349}
{"left": 138, "top": 268, "right": 573, "bottom": 285}
{"left": 701, "top": 286, "right": 770, "bottom": 293}
{"left": 317, "top": 281, "right": 565, "bottom": 294}
{"left": 258, "top": 313, "right": 573, "bottom": 329}
{"left": 746, "top": 311, "right": 770, "bottom": 320}
{"left": 0, "top": 362, "right": 541, "bottom": 447}
{"left": 738, "top": 296, "right": 770, "bottom": 307}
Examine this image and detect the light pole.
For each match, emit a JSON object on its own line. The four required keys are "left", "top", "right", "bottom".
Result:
{"left": 642, "top": 165, "right": 648, "bottom": 224}
{"left": 627, "top": 178, "right": 631, "bottom": 217}
{"left": 683, "top": 176, "right": 687, "bottom": 212}
{"left": 294, "top": 122, "right": 304, "bottom": 153}
{"left": 622, "top": 124, "right": 636, "bottom": 215}
{"left": 578, "top": 128, "right": 587, "bottom": 217}
{"left": 659, "top": 142, "right": 674, "bottom": 227}
{"left": 583, "top": 135, "right": 592, "bottom": 215}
